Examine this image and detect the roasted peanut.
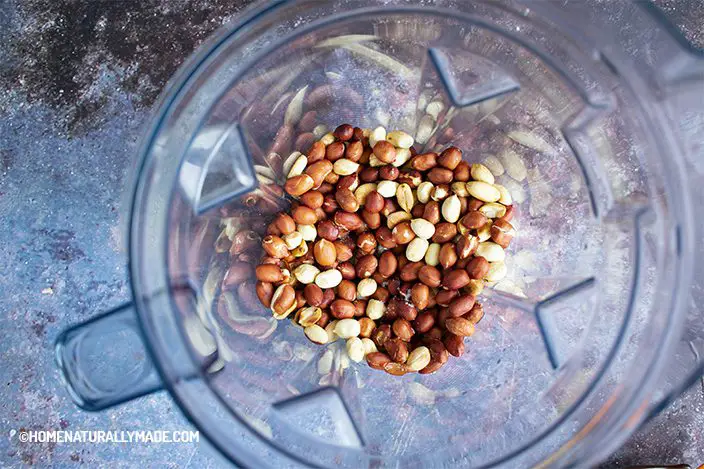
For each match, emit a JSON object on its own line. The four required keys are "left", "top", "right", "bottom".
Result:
{"left": 466, "top": 303, "right": 484, "bottom": 324}
{"left": 334, "top": 123, "right": 354, "bottom": 141}
{"left": 442, "top": 269, "right": 470, "bottom": 290}
{"left": 305, "top": 160, "right": 333, "bottom": 188}
{"left": 256, "top": 264, "right": 284, "bottom": 283}
{"left": 337, "top": 279, "right": 357, "bottom": 301}
{"left": 428, "top": 167, "right": 453, "bottom": 185}
{"left": 392, "top": 222, "right": 416, "bottom": 245}
{"left": 271, "top": 284, "right": 296, "bottom": 318}
{"left": 448, "top": 294, "right": 476, "bottom": 317}
{"left": 445, "top": 317, "right": 475, "bottom": 337}
{"left": 366, "top": 352, "right": 392, "bottom": 370}
{"left": 392, "top": 318, "right": 415, "bottom": 342}
{"left": 334, "top": 240, "right": 354, "bottom": 262}
{"left": 386, "top": 338, "right": 409, "bottom": 363}
{"left": 413, "top": 312, "right": 435, "bottom": 334}
{"left": 334, "top": 211, "right": 364, "bottom": 231}
{"left": 256, "top": 281, "right": 274, "bottom": 307}
{"left": 465, "top": 256, "right": 490, "bottom": 279}
{"left": 490, "top": 218, "right": 515, "bottom": 248}
{"left": 358, "top": 317, "right": 375, "bottom": 338}
{"left": 262, "top": 235, "right": 289, "bottom": 258}
{"left": 418, "top": 265, "right": 442, "bottom": 288}
{"left": 331, "top": 299, "right": 356, "bottom": 319}
{"left": 355, "top": 254, "right": 378, "bottom": 278}
{"left": 411, "top": 283, "right": 430, "bottom": 310}
{"left": 444, "top": 334, "right": 465, "bottom": 357}
{"left": 314, "top": 239, "right": 337, "bottom": 266}
{"left": 432, "top": 223, "right": 457, "bottom": 243}
{"left": 304, "top": 284, "right": 324, "bottom": 306}
{"left": 438, "top": 146, "right": 462, "bottom": 170}
{"left": 423, "top": 201, "right": 441, "bottom": 224}
{"left": 335, "top": 188, "right": 360, "bottom": 212}
{"left": 411, "top": 152, "right": 438, "bottom": 171}
{"left": 373, "top": 140, "right": 396, "bottom": 164}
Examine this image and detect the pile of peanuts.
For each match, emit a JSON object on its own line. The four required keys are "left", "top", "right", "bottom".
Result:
{"left": 254, "top": 123, "right": 516, "bottom": 376}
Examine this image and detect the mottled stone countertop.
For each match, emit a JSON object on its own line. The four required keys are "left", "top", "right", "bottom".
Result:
{"left": 0, "top": 1, "right": 702, "bottom": 467}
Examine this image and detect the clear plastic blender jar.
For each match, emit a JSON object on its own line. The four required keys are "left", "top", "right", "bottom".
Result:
{"left": 55, "top": 1, "right": 704, "bottom": 467}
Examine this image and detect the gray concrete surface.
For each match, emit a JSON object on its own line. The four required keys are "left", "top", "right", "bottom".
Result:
{"left": 0, "top": 0, "right": 701, "bottom": 467}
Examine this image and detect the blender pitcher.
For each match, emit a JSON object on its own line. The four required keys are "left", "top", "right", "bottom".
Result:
{"left": 55, "top": 1, "right": 704, "bottom": 467}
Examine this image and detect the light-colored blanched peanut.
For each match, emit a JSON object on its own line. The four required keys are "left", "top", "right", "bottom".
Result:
{"left": 361, "top": 337, "right": 378, "bottom": 356}
{"left": 479, "top": 202, "right": 507, "bottom": 219}
{"left": 431, "top": 184, "right": 449, "bottom": 201}
{"left": 305, "top": 324, "right": 329, "bottom": 344}
{"left": 334, "top": 319, "right": 361, "bottom": 338}
{"left": 346, "top": 337, "right": 365, "bottom": 362}
{"left": 441, "top": 195, "right": 461, "bottom": 223}
{"left": 387, "top": 211, "right": 412, "bottom": 229}
{"left": 376, "top": 180, "right": 399, "bottom": 198}
{"left": 315, "top": 269, "right": 342, "bottom": 289}
{"left": 396, "top": 183, "right": 415, "bottom": 212}
{"left": 297, "top": 224, "right": 317, "bottom": 241}
{"left": 366, "top": 299, "right": 386, "bottom": 320}
{"left": 507, "top": 130, "right": 555, "bottom": 154}
{"left": 470, "top": 163, "right": 495, "bottom": 184}
{"left": 291, "top": 240, "right": 308, "bottom": 257}
{"left": 501, "top": 178, "right": 526, "bottom": 204}
{"left": 312, "top": 124, "right": 327, "bottom": 139}
{"left": 284, "top": 85, "right": 307, "bottom": 125}
{"left": 476, "top": 242, "right": 506, "bottom": 262}
{"left": 416, "top": 182, "right": 434, "bottom": 203}
{"left": 477, "top": 220, "right": 493, "bottom": 242}
{"left": 406, "top": 238, "right": 429, "bottom": 262}
{"left": 482, "top": 154, "right": 504, "bottom": 176}
{"left": 415, "top": 115, "right": 435, "bottom": 145}
{"left": 320, "top": 132, "right": 336, "bottom": 145}
{"left": 467, "top": 278, "right": 484, "bottom": 296}
{"left": 410, "top": 218, "right": 435, "bottom": 240}
{"left": 333, "top": 159, "right": 360, "bottom": 176}
{"left": 386, "top": 130, "right": 414, "bottom": 149}
{"left": 325, "top": 321, "right": 338, "bottom": 343}
{"left": 465, "top": 181, "right": 501, "bottom": 202}
{"left": 451, "top": 182, "right": 468, "bottom": 197}
{"left": 406, "top": 346, "right": 431, "bottom": 371}
{"left": 368, "top": 154, "right": 384, "bottom": 167}
{"left": 293, "top": 264, "right": 320, "bottom": 284}
{"left": 425, "top": 242, "right": 441, "bottom": 266}
{"left": 499, "top": 148, "right": 527, "bottom": 181}
{"left": 392, "top": 148, "right": 412, "bottom": 168}
{"left": 296, "top": 306, "right": 322, "bottom": 327}
{"left": 354, "top": 183, "right": 377, "bottom": 205}
{"left": 369, "top": 126, "right": 387, "bottom": 148}
{"left": 255, "top": 165, "right": 276, "bottom": 185}
{"left": 485, "top": 260, "right": 507, "bottom": 282}
{"left": 317, "top": 349, "right": 334, "bottom": 374}
{"left": 494, "top": 184, "right": 512, "bottom": 205}
{"left": 357, "top": 278, "right": 377, "bottom": 298}
{"left": 283, "top": 231, "right": 303, "bottom": 250}
{"left": 426, "top": 101, "right": 444, "bottom": 120}
{"left": 284, "top": 152, "right": 305, "bottom": 178}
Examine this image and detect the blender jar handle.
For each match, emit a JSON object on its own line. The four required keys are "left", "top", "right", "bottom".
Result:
{"left": 55, "top": 303, "right": 162, "bottom": 411}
